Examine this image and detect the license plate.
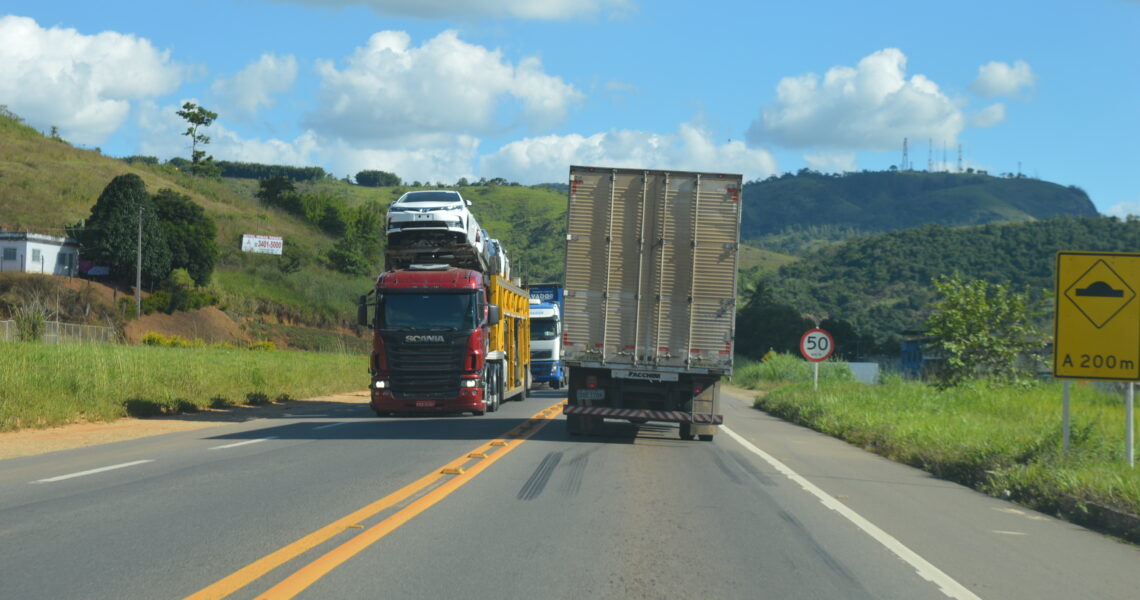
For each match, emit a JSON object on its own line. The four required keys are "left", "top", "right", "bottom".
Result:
{"left": 577, "top": 389, "right": 605, "bottom": 401}
{"left": 416, "top": 400, "right": 435, "bottom": 408}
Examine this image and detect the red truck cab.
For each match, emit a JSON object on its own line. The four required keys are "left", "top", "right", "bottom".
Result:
{"left": 362, "top": 266, "right": 497, "bottom": 416}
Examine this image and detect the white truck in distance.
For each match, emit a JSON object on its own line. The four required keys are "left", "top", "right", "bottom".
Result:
{"left": 561, "top": 166, "right": 742, "bottom": 440}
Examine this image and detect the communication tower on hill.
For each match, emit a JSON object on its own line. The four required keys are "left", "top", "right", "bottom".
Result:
{"left": 901, "top": 138, "right": 910, "bottom": 171}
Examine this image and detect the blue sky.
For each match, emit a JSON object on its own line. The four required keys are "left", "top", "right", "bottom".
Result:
{"left": 1, "top": 0, "right": 1136, "bottom": 215}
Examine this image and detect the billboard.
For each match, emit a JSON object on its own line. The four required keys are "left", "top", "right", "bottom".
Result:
{"left": 242, "top": 234, "right": 284, "bottom": 255}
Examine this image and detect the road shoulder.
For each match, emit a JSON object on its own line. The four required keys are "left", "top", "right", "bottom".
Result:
{"left": 0, "top": 391, "right": 371, "bottom": 461}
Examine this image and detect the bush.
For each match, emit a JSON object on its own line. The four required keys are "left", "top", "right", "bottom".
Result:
{"left": 13, "top": 303, "right": 49, "bottom": 342}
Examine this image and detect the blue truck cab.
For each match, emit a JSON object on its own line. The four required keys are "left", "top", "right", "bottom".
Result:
{"left": 528, "top": 284, "right": 566, "bottom": 389}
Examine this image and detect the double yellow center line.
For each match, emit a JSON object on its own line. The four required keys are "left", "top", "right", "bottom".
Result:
{"left": 186, "top": 401, "right": 566, "bottom": 600}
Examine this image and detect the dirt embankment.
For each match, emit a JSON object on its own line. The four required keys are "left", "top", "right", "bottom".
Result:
{"left": 122, "top": 305, "right": 251, "bottom": 345}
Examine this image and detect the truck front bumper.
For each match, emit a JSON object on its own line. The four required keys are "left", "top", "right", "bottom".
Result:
{"left": 371, "top": 388, "right": 485, "bottom": 414}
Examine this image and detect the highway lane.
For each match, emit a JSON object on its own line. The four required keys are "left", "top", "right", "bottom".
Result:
{"left": 1, "top": 387, "right": 1137, "bottom": 599}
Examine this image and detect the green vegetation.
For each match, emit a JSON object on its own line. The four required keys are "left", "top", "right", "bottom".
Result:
{"left": 730, "top": 354, "right": 857, "bottom": 390}
{"left": 757, "top": 216, "right": 1140, "bottom": 350}
{"left": 742, "top": 376, "right": 1140, "bottom": 541}
{"left": 0, "top": 110, "right": 566, "bottom": 332}
{"left": 925, "top": 274, "right": 1045, "bottom": 387}
{"left": 0, "top": 341, "right": 366, "bottom": 430}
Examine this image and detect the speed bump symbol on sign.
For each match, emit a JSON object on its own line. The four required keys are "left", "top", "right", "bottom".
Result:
{"left": 1064, "top": 259, "right": 1135, "bottom": 328}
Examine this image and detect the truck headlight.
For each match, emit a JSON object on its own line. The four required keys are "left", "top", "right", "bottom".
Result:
{"left": 461, "top": 379, "right": 481, "bottom": 388}
{"left": 374, "top": 379, "right": 389, "bottom": 389}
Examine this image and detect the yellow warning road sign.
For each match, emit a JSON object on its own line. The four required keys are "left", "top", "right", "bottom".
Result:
{"left": 1054, "top": 251, "right": 1140, "bottom": 380}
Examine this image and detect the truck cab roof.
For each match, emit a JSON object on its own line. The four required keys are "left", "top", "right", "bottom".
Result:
{"left": 377, "top": 267, "right": 485, "bottom": 291}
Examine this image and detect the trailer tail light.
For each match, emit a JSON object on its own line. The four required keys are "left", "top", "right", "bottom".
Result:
{"left": 586, "top": 376, "right": 598, "bottom": 389}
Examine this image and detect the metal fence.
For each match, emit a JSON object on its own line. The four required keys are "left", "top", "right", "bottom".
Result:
{"left": 0, "top": 320, "right": 117, "bottom": 344}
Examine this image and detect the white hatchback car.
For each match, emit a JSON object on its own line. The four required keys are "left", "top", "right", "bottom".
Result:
{"left": 385, "top": 190, "right": 484, "bottom": 256}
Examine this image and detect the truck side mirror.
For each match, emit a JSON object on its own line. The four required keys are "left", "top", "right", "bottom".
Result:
{"left": 488, "top": 305, "right": 501, "bottom": 327}
{"left": 357, "top": 295, "right": 371, "bottom": 328}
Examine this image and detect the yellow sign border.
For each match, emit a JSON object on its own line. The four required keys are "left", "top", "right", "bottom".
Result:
{"left": 1054, "top": 251, "right": 1140, "bottom": 381}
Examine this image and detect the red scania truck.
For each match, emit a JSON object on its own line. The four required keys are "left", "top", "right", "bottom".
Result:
{"left": 357, "top": 193, "right": 529, "bottom": 416}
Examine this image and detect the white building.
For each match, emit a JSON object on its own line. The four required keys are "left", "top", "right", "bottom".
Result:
{"left": 0, "top": 232, "right": 80, "bottom": 276}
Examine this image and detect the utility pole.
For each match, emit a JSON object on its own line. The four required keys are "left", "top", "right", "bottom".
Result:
{"left": 136, "top": 205, "right": 142, "bottom": 318}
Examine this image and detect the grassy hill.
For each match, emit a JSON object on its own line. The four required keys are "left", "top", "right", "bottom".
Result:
{"left": 758, "top": 215, "right": 1140, "bottom": 349}
{"left": 742, "top": 169, "right": 1099, "bottom": 254}
{"left": 0, "top": 112, "right": 566, "bottom": 337}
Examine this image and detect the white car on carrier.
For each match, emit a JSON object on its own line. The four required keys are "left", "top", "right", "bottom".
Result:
{"left": 385, "top": 190, "right": 486, "bottom": 269}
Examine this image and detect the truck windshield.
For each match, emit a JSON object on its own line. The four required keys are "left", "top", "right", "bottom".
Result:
{"left": 531, "top": 317, "right": 558, "bottom": 341}
{"left": 379, "top": 292, "right": 478, "bottom": 331}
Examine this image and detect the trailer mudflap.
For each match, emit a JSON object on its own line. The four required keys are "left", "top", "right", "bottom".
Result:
{"left": 562, "top": 405, "right": 722, "bottom": 424}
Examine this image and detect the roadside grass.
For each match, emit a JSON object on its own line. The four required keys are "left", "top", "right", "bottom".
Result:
{"left": 735, "top": 360, "right": 1140, "bottom": 537}
{"left": 0, "top": 341, "right": 368, "bottom": 432}
{"left": 730, "top": 354, "right": 857, "bottom": 390}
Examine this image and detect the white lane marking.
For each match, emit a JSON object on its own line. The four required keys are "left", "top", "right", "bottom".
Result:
{"left": 209, "top": 437, "right": 277, "bottom": 450}
{"left": 313, "top": 422, "right": 351, "bottom": 431}
{"left": 33, "top": 460, "right": 155, "bottom": 483}
{"left": 722, "top": 426, "right": 982, "bottom": 600}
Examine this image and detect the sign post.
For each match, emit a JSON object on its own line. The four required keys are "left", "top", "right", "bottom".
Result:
{"left": 800, "top": 328, "right": 835, "bottom": 391}
{"left": 1054, "top": 251, "right": 1140, "bottom": 466}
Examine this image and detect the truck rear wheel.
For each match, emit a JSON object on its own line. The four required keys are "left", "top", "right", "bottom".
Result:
{"left": 567, "top": 414, "right": 584, "bottom": 435}
{"left": 679, "top": 422, "right": 694, "bottom": 440}
{"left": 698, "top": 434, "right": 714, "bottom": 442}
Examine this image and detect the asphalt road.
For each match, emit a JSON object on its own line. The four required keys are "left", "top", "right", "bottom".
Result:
{"left": 1, "top": 386, "right": 1137, "bottom": 599}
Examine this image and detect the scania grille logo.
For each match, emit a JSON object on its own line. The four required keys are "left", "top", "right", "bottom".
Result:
{"left": 405, "top": 335, "right": 445, "bottom": 343}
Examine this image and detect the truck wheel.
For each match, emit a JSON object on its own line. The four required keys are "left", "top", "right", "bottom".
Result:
{"left": 567, "top": 414, "right": 584, "bottom": 435}
{"left": 698, "top": 434, "right": 714, "bottom": 442}
{"left": 679, "top": 422, "right": 694, "bottom": 440}
{"left": 487, "top": 365, "right": 501, "bottom": 412}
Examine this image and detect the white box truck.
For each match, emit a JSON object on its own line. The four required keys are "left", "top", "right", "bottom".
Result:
{"left": 561, "top": 166, "right": 742, "bottom": 440}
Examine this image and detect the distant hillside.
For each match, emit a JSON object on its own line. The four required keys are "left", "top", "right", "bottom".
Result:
{"left": 761, "top": 216, "right": 1140, "bottom": 349}
{"left": 0, "top": 111, "right": 565, "bottom": 333}
{"left": 741, "top": 170, "right": 1098, "bottom": 252}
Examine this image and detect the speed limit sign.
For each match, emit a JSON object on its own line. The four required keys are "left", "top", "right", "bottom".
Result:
{"left": 800, "top": 328, "right": 834, "bottom": 362}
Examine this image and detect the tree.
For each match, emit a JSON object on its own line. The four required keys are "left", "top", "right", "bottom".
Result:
{"left": 74, "top": 174, "right": 171, "bottom": 288}
{"left": 355, "top": 170, "right": 401, "bottom": 187}
{"left": 176, "top": 102, "right": 220, "bottom": 177}
{"left": 327, "top": 205, "right": 383, "bottom": 275}
{"left": 256, "top": 176, "right": 302, "bottom": 215}
{"left": 734, "top": 279, "right": 813, "bottom": 358}
{"left": 152, "top": 188, "right": 219, "bottom": 286}
{"left": 924, "top": 273, "right": 1044, "bottom": 387}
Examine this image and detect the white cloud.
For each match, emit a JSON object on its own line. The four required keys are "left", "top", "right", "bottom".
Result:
{"left": 211, "top": 53, "right": 298, "bottom": 116}
{"left": 1105, "top": 201, "right": 1140, "bottom": 219}
{"left": 0, "top": 16, "right": 183, "bottom": 145}
{"left": 969, "top": 60, "right": 1036, "bottom": 97}
{"left": 480, "top": 122, "right": 778, "bottom": 184}
{"left": 970, "top": 103, "right": 1006, "bottom": 128}
{"left": 320, "top": 136, "right": 482, "bottom": 183}
{"left": 747, "top": 48, "right": 964, "bottom": 152}
{"left": 305, "top": 30, "right": 584, "bottom": 144}
{"left": 803, "top": 152, "right": 857, "bottom": 173}
{"left": 275, "top": 0, "right": 634, "bottom": 20}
